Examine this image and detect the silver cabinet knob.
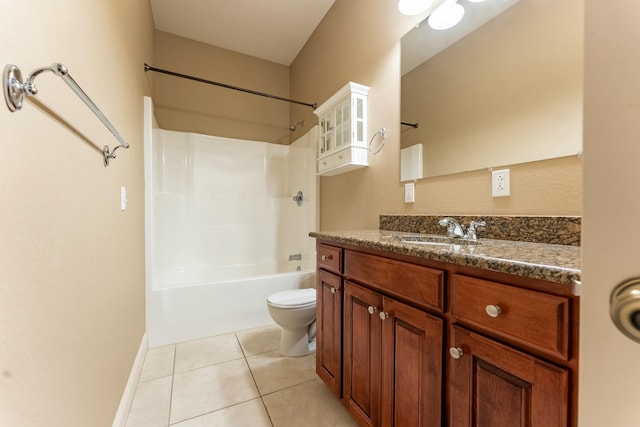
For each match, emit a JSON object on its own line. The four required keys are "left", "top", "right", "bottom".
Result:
{"left": 330, "top": 286, "right": 336, "bottom": 295}
{"left": 449, "top": 347, "right": 464, "bottom": 359}
{"left": 367, "top": 306, "right": 378, "bottom": 315}
{"left": 321, "top": 254, "right": 333, "bottom": 261}
{"left": 610, "top": 278, "right": 640, "bottom": 343}
{"left": 379, "top": 312, "right": 389, "bottom": 320}
{"left": 485, "top": 305, "right": 502, "bottom": 318}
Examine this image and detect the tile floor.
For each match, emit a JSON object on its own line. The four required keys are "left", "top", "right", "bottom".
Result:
{"left": 125, "top": 325, "right": 358, "bottom": 427}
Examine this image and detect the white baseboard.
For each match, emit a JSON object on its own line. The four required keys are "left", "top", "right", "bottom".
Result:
{"left": 112, "top": 333, "right": 148, "bottom": 427}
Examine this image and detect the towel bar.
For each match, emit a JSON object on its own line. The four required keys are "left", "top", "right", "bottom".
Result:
{"left": 3, "top": 63, "right": 129, "bottom": 167}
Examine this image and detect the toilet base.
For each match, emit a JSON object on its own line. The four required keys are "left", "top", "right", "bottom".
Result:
{"left": 279, "top": 328, "right": 315, "bottom": 357}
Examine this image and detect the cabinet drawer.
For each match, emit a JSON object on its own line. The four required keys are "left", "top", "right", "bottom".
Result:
{"left": 319, "top": 147, "right": 353, "bottom": 171}
{"left": 450, "top": 274, "right": 570, "bottom": 360}
{"left": 344, "top": 250, "right": 444, "bottom": 312}
{"left": 318, "top": 146, "right": 368, "bottom": 176}
{"left": 317, "top": 243, "right": 342, "bottom": 274}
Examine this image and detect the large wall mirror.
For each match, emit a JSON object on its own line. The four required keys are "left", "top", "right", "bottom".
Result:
{"left": 400, "top": 0, "right": 583, "bottom": 181}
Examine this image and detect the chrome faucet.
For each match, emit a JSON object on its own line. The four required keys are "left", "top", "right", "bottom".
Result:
{"left": 439, "top": 217, "right": 465, "bottom": 238}
{"left": 439, "top": 217, "right": 486, "bottom": 242}
{"left": 466, "top": 220, "right": 486, "bottom": 242}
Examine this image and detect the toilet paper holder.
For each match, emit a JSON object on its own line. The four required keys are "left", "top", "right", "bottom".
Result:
{"left": 610, "top": 277, "right": 640, "bottom": 343}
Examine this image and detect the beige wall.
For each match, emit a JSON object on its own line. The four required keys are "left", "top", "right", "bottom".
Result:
{"left": 290, "top": 0, "right": 583, "bottom": 231}
{"left": 152, "top": 31, "right": 292, "bottom": 144}
{"left": 0, "top": 0, "right": 153, "bottom": 425}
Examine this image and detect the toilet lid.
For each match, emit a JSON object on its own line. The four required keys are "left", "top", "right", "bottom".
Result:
{"left": 267, "top": 288, "right": 316, "bottom": 308}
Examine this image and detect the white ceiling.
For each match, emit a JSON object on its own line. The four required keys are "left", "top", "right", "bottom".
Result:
{"left": 150, "top": 0, "right": 336, "bottom": 66}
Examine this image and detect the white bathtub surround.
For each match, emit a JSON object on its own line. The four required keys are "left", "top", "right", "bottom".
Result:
{"left": 144, "top": 100, "right": 318, "bottom": 347}
{"left": 147, "top": 270, "right": 316, "bottom": 347}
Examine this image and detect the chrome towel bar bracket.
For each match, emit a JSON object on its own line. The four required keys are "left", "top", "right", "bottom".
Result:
{"left": 3, "top": 63, "right": 129, "bottom": 167}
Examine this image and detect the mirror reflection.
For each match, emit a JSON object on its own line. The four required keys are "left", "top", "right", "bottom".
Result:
{"left": 400, "top": 0, "right": 583, "bottom": 180}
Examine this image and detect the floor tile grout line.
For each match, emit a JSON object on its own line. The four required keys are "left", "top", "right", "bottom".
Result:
{"left": 166, "top": 344, "right": 177, "bottom": 426}
{"left": 236, "top": 331, "right": 276, "bottom": 426}
{"left": 167, "top": 397, "right": 269, "bottom": 426}
{"left": 258, "top": 376, "right": 320, "bottom": 398}
{"left": 235, "top": 331, "right": 249, "bottom": 359}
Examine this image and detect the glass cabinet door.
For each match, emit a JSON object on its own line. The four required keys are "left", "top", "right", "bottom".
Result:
{"left": 319, "top": 113, "right": 333, "bottom": 156}
{"left": 354, "top": 95, "right": 365, "bottom": 145}
{"left": 334, "top": 97, "right": 351, "bottom": 150}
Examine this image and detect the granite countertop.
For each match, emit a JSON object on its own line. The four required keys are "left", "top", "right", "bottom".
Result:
{"left": 310, "top": 229, "right": 581, "bottom": 290}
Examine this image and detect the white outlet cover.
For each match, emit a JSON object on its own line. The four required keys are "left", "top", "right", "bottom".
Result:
{"left": 404, "top": 182, "right": 415, "bottom": 203}
{"left": 491, "top": 169, "right": 510, "bottom": 197}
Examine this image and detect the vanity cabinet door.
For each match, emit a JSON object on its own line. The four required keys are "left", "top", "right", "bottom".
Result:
{"left": 380, "top": 297, "right": 443, "bottom": 427}
{"left": 344, "top": 281, "right": 382, "bottom": 427}
{"left": 316, "top": 269, "right": 343, "bottom": 397}
{"left": 448, "top": 325, "right": 569, "bottom": 427}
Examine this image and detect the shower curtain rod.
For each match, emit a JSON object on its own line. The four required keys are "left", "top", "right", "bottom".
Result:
{"left": 144, "top": 64, "right": 317, "bottom": 109}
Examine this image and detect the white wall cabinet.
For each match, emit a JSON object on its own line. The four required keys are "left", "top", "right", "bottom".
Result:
{"left": 314, "top": 82, "right": 369, "bottom": 176}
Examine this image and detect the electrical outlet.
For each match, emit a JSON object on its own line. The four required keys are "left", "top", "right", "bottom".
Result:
{"left": 492, "top": 169, "right": 510, "bottom": 197}
{"left": 404, "top": 182, "right": 415, "bottom": 203}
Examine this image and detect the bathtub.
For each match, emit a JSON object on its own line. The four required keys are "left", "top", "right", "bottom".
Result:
{"left": 146, "top": 266, "right": 316, "bottom": 347}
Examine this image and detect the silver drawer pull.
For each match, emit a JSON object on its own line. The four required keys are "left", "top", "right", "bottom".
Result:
{"left": 321, "top": 254, "right": 333, "bottom": 262}
{"left": 485, "top": 305, "right": 502, "bottom": 318}
{"left": 449, "top": 347, "right": 464, "bottom": 359}
{"left": 367, "top": 306, "right": 378, "bottom": 315}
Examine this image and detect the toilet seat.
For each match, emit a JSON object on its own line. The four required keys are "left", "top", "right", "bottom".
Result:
{"left": 267, "top": 288, "right": 316, "bottom": 309}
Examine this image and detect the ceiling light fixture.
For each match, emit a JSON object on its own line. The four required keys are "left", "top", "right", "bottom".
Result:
{"left": 398, "top": 0, "right": 435, "bottom": 16}
{"left": 428, "top": 0, "right": 465, "bottom": 30}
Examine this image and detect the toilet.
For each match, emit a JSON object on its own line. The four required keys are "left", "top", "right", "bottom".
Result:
{"left": 266, "top": 288, "right": 317, "bottom": 356}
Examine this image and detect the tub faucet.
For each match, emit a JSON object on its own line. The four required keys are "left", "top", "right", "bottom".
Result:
{"left": 288, "top": 253, "right": 302, "bottom": 261}
{"left": 439, "top": 217, "right": 465, "bottom": 238}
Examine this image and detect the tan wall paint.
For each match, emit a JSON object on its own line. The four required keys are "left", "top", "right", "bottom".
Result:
{"left": 152, "top": 31, "right": 292, "bottom": 144}
{"left": 0, "top": 0, "right": 153, "bottom": 425}
{"left": 290, "top": 0, "right": 583, "bottom": 231}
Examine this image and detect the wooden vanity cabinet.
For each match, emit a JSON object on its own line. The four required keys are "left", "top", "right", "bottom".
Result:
{"left": 316, "top": 244, "right": 344, "bottom": 398}
{"left": 447, "top": 274, "right": 574, "bottom": 427}
{"left": 317, "top": 269, "right": 343, "bottom": 396}
{"left": 343, "top": 250, "right": 445, "bottom": 427}
{"left": 314, "top": 241, "right": 578, "bottom": 427}
{"left": 448, "top": 325, "right": 569, "bottom": 427}
{"left": 344, "top": 281, "right": 443, "bottom": 427}
{"left": 343, "top": 280, "right": 382, "bottom": 426}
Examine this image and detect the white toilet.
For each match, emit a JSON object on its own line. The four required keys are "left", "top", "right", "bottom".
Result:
{"left": 266, "top": 288, "right": 317, "bottom": 356}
